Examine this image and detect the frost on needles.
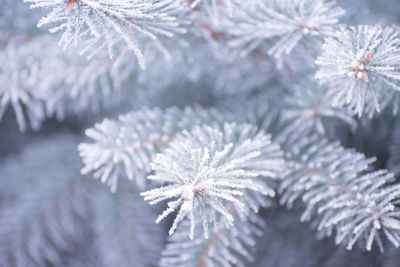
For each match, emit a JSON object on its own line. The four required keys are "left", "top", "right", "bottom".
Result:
{"left": 279, "top": 131, "right": 400, "bottom": 251}
{"left": 24, "top": 0, "right": 187, "bottom": 68}
{"left": 228, "top": 0, "right": 345, "bottom": 57}
{"left": 78, "top": 106, "right": 226, "bottom": 192}
{"left": 4, "top": 0, "right": 400, "bottom": 266}
{"left": 316, "top": 25, "right": 400, "bottom": 117}
{"left": 141, "top": 123, "right": 283, "bottom": 239}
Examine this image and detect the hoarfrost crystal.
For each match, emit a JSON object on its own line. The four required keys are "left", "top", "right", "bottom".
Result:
{"left": 24, "top": 0, "right": 187, "bottom": 68}
{"left": 316, "top": 25, "right": 400, "bottom": 116}
{"left": 228, "top": 0, "right": 345, "bottom": 57}
{"left": 141, "top": 123, "right": 283, "bottom": 239}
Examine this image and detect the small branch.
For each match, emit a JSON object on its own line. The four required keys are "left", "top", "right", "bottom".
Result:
{"left": 198, "top": 203, "right": 237, "bottom": 267}
{"left": 284, "top": 158, "right": 383, "bottom": 224}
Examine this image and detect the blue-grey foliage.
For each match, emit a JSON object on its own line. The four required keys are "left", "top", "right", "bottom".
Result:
{"left": 2, "top": 0, "right": 400, "bottom": 266}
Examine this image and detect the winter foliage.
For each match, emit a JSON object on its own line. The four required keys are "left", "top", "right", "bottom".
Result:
{"left": 3, "top": 0, "right": 400, "bottom": 266}
{"left": 0, "top": 38, "right": 47, "bottom": 131}
{"left": 142, "top": 123, "right": 283, "bottom": 239}
{"left": 279, "top": 132, "right": 400, "bottom": 251}
{"left": 316, "top": 25, "right": 400, "bottom": 116}
{"left": 78, "top": 106, "right": 225, "bottom": 192}
{"left": 228, "top": 0, "right": 345, "bottom": 57}
{"left": 160, "top": 210, "right": 265, "bottom": 267}
{"left": 281, "top": 79, "right": 358, "bottom": 135}
{"left": 24, "top": 0, "right": 187, "bottom": 68}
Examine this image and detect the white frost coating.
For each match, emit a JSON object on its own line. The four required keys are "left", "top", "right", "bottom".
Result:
{"left": 78, "top": 106, "right": 227, "bottom": 192}
{"left": 280, "top": 131, "right": 400, "bottom": 251}
{"left": 316, "top": 25, "right": 400, "bottom": 116}
{"left": 282, "top": 79, "right": 358, "bottom": 135}
{"left": 141, "top": 123, "right": 283, "bottom": 239}
{"left": 24, "top": 0, "right": 188, "bottom": 68}
{"left": 0, "top": 38, "right": 46, "bottom": 131}
{"left": 0, "top": 36, "right": 136, "bottom": 132}
{"left": 4, "top": 0, "right": 400, "bottom": 263}
{"left": 228, "top": 0, "right": 345, "bottom": 57}
{"left": 159, "top": 211, "right": 265, "bottom": 267}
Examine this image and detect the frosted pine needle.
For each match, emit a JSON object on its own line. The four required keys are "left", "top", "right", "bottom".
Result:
{"left": 141, "top": 123, "right": 283, "bottom": 239}
{"left": 316, "top": 25, "right": 400, "bottom": 116}
{"left": 24, "top": 0, "right": 187, "bottom": 68}
{"left": 228, "top": 0, "right": 345, "bottom": 57}
{"left": 0, "top": 39, "right": 46, "bottom": 131}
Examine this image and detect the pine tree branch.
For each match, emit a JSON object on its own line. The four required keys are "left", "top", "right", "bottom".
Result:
{"left": 316, "top": 25, "right": 400, "bottom": 117}
{"left": 279, "top": 131, "right": 400, "bottom": 251}
{"left": 159, "top": 209, "right": 265, "bottom": 267}
{"left": 79, "top": 106, "right": 229, "bottom": 192}
{"left": 227, "top": 0, "right": 345, "bottom": 57}
{"left": 141, "top": 122, "right": 283, "bottom": 238}
{"left": 0, "top": 133, "right": 97, "bottom": 266}
{"left": 92, "top": 179, "right": 164, "bottom": 267}
{"left": 24, "top": 0, "right": 188, "bottom": 68}
{"left": 0, "top": 35, "right": 136, "bottom": 131}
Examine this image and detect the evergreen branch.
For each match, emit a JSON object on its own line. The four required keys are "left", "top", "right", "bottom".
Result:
{"left": 159, "top": 210, "right": 265, "bottom": 267}
{"left": 316, "top": 25, "right": 400, "bottom": 117}
{"left": 279, "top": 131, "right": 400, "bottom": 251}
{"left": 4, "top": 0, "right": 400, "bottom": 264}
{"left": 281, "top": 78, "right": 358, "bottom": 135}
{"left": 141, "top": 123, "right": 283, "bottom": 238}
{"left": 0, "top": 35, "right": 138, "bottom": 131}
{"left": 78, "top": 106, "right": 228, "bottom": 192}
{"left": 0, "top": 132, "right": 163, "bottom": 267}
{"left": 92, "top": 179, "right": 164, "bottom": 267}
{"left": 24, "top": 0, "right": 188, "bottom": 68}
{"left": 0, "top": 37, "right": 47, "bottom": 131}
{"left": 7, "top": 180, "right": 97, "bottom": 267}
{"left": 0, "top": 133, "right": 96, "bottom": 266}
{"left": 224, "top": 92, "right": 400, "bottom": 251}
{"left": 228, "top": 0, "right": 345, "bottom": 57}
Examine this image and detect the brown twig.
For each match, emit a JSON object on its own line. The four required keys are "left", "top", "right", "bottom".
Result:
{"left": 352, "top": 52, "right": 374, "bottom": 82}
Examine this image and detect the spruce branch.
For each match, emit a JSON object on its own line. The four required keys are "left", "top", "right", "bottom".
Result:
{"left": 92, "top": 179, "right": 164, "bottom": 267}
{"left": 78, "top": 106, "right": 228, "bottom": 192}
{"left": 7, "top": 180, "right": 96, "bottom": 267}
{"left": 0, "top": 35, "right": 136, "bottom": 131}
{"left": 0, "top": 132, "right": 164, "bottom": 267}
{"left": 141, "top": 123, "right": 283, "bottom": 239}
{"left": 159, "top": 210, "right": 265, "bottom": 267}
{"left": 0, "top": 37, "right": 47, "bottom": 131}
{"left": 224, "top": 92, "right": 400, "bottom": 252}
{"left": 0, "top": 133, "right": 96, "bottom": 266}
{"left": 5, "top": 0, "right": 400, "bottom": 265}
{"left": 279, "top": 131, "right": 400, "bottom": 251}
{"left": 24, "top": 0, "right": 188, "bottom": 68}
{"left": 316, "top": 25, "right": 400, "bottom": 117}
{"left": 281, "top": 79, "right": 358, "bottom": 135}
{"left": 228, "top": 0, "right": 345, "bottom": 57}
